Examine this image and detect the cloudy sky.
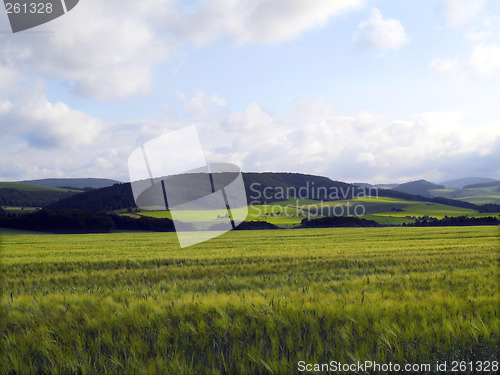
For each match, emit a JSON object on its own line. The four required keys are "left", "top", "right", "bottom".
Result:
{"left": 1, "top": 0, "right": 499, "bottom": 184}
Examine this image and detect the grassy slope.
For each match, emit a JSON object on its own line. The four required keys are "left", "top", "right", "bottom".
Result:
{"left": 134, "top": 196, "right": 499, "bottom": 227}
{"left": 0, "top": 182, "right": 81, "bottom": 193}
{"left": 1, "top": 227, "right": 498, "bottom": 373}
{"left": 430, "top": 185, "right": 500, "bottom": 204}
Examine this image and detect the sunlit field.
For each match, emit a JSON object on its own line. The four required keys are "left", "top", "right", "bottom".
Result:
{"left": 1, "top": 226, "right": 499, "bottom": 373}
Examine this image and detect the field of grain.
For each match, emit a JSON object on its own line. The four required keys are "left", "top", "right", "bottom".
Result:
{"left": 1, "top": 226, "right": 499, "bottom": 373}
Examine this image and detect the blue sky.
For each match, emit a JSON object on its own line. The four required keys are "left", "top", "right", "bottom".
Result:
{"left": 1, "top": 0, "right": 499, "bottom": 183}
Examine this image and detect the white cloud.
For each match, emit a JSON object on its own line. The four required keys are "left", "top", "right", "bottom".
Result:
{"left": 193, "top": 97, "right": 499, "bottom": 182}
{"left": 1, "top": 1, "right": 168, "bottom": 101}
{"left": 470, "top": 43, "right": 500, "bottom": 75}
{"left": 443, "top": 0, "right": 487, "bottom": 28}
{"left": 0, "top": 96, "right": 104, "bottom": 149}
{"left": 1, "top": 93, "right": 499, "bottom": 182}
{"left": 430, "top": 14, "right": 500, "bottom": 80}
{"left": 180, "top": 0, "right": 364, "bottom": 44}
{"left": 430, "top": 57, "right": 466, "bottom": 81}
{"left": 355, "top": 8, "right": 409, "bottom": 50}
{"left": 0, "top": 0, "right": 365, "bottom": 102}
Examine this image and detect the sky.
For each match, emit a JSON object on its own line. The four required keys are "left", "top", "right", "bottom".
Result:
{"left": 0, "top": 0, "right": 499, "bottom": 184}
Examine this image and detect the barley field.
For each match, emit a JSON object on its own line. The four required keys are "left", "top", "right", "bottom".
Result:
{"left": 1, "top": 226, "right": 499, "bottom": 373}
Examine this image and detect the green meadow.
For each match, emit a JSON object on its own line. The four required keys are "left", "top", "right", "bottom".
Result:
{"left": 134, "top": 196, "right": 499, "bottom": 228}
{"left": 0, "top": 182, "right": 80, "bottom": 193}
{"left": 1, "top": 226, "right": 498, "bottom": 374}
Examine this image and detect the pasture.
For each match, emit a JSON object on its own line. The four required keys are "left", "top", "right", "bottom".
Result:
{"left": 0, "top": 182, "right": 80, "bottom": 193}
{"left": 1, "top": 226, "right": 499, "bottom": 373}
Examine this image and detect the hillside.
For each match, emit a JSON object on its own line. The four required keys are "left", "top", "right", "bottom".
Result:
{"left": 463, "top": 180, "right": 500, "bottom": 189}
{"left": 47, "top": 173, "right": 358, "bottom": 212}
{"left": 430, "top": 181, "right": 500, "bottom": 205}
{"left": 393, "top": 180, "right": 445, "bottom": 197}
{"left": 19, "top": 178, "right": 121, "bottom": 190}
{"left": 0, "top": 182, "right": 78, "bottom": 192}
{"left": 46, "top": 183, "right": 136, "bottom": 212}
{"left": 42, "top": 173, "right": 500, "bottom": 217}
{"left": 440, "top": 177, "right": 497, "bottom": 189}
{"left": 0, "top": 182, "right": 79, "bottom": 207}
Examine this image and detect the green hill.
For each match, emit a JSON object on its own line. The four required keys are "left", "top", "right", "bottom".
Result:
{"left": 19, "top": 178, "right": 121, "bottom": 190}
{"left": 0, "top": 182, "right": 79, "bottom": 192}
{"left": 47, "top": 173, "right": 358, "bottom": 212}
{"left": 0, "top": 182, "right": 80, "bottom": 208}
{"left": 463, "top": 180, "right": 500, "bottom": 189}
{"left": 393, "top": 179, "right": 445, "bottom": 197}
{"left": 441, "top": 177, "right": 497, "bottom": 189}
{"left": 430, "top": 181, "right": 500, "bottom": 205}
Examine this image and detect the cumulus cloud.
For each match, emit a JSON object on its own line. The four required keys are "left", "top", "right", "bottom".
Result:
{"left": 431, "top": 10, "right": 500, "bottom": 80}
{"left": 195, "top": 97, "right": 499, "bottom": 182}
{"left": 1, "top": 93, "right": 499, "bottom": 182}
{"left": 470, "top": 43, "right": 500, "bottom": 75}
{"left": 0, "top": 0, "right": 364, "bottom": 102}
{"left": 443, "top": 0, "right": 488, "bottom": 28}
{"left": 355, "top": 8, "right": 409, "bottom": 50}
{"left": 430, "top": 57, "right": 466, "bottom": 81}
{"left": 1, "top": 1, "right": 168, "bottom": 101}
{"left": 0, "top": 96, "right": 104, "bottom": 149}
{"left": 177, "top": 0, "right": 364, "bottom": 44}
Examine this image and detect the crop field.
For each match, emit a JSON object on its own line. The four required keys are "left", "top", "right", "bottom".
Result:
{"left": 430, "top": 186, "right": 500, "bottom": 205}
{"left": 1, "top": 226, "right": 499, "bottom": 374}
{"left": 130, "top": 195, "right": 500, "bottom": 230}
{"left": 0, "top": 182, "right": 80, "bottom": 193}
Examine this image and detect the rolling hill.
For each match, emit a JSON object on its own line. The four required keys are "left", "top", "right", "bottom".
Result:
{"left": 0, "top": 182, "right": 79, "bottom": 207}
{"left": 42, "top": 173, "right": 500, "bottom": 217}
{"left": 19, "top": 178, "right": 121, "bottom": 190}
{"left": 46, "top": 173, "right": 357, "bottom": 212}
{"left": 393, "top": 180, "right": 445, "bottom": 197}
{"left": 440, "top": 177, "right": 497, "bottom": 189}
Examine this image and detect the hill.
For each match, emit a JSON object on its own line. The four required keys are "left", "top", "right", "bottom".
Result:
{"left": 463, "top": 180, "right": 500, "bottom": 189}
{"left": 393, "top": 180, "right": 445, "bottom": 198}
{"left": 353, "top": 182, "right": 398, "bottom": 189}
{"left": 47, "top": 173, "right": 358, "bottom": 212}
{"left": 0, "top": 182, "right": 78, "bottom": 192}
{"left": 429, "top": 181, "right": 500, "bottom": 205}
{"left": 440, "top": 177, "right": 497, "bottom": 189}
{"left": 19, "top": 178, "right": 121, "bottom": 190}
{"left": 43, "top": 172, "right": 500, "bottom": 217}
{"left": 0, "top": 182, "right": 79, "bottom": 207}
{"left": 46, "top": 183, "right": 136, "bottom": 212}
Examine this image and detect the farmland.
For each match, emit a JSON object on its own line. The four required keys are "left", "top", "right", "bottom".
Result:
{"left": 134, "top": 196, "right": 499, "bottom": 227}
{"left": 1, "top": 226, "right": 499, "bottom": 373}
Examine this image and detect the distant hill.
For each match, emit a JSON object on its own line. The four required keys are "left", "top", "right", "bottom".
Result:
{"left": 19, "top": 178, "right": 121, "bottom": 190}
{"left": 0, "top": 182, "right": 77, "bottom": 192}
{"left": 463, "top": 180, "right": 500, "bottom": 189}
{"left": 393, "top": 180, "right": 445, "bottom": 198}
{"left": 47, "top": 173, "right": 357, "bottom": 212}
{"left": 46, "top": 183, "right": 136, "bottom": 212}
{"left": 0, "top": 182, "right": 78, "bottom": 207}
{"left": 430, "top": 179, "right": 500, "bottom": 205}
{"left": 353, "top": 182, "right": 398, "bottom": 189}
{"left": 43, "top": 172, "right": 498, "bottom": 214}
{"left": 440, "top": 177, "right": 497, "bottom": 189}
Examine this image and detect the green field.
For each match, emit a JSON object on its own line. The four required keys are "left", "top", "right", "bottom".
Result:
{"left": 1, "top": 226, "right": 499, "bottom": 373}
{"left": 0, "top": 182, "right": 80, "bottom": 193}
{"left": 431, "top": 186, "right": 500, "bottom": 205}
{"left": 128, "top": 195, "right": 500, "bottom": 229}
